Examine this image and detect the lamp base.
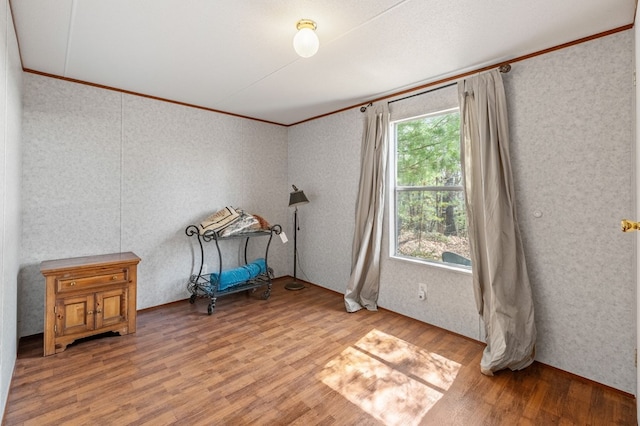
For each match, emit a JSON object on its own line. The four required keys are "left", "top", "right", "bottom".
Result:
{"left": 285, "top": 280, "right": 305, "bottom": 291}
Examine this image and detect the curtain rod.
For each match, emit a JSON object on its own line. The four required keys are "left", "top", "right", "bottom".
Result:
{"left": 387, "top": 81, "right": 457, "bottom": 105}
{"left": 360, "top": 63, "right": 511, "bottom": 112}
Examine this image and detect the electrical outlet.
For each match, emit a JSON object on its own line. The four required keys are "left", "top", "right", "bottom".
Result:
{"left": 418, "top": 283, "right": 427, "bottom": 301}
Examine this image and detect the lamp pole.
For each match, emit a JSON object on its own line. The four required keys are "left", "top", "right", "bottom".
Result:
{"left": 293, "top": 206, "right": 298, "bottom": 281}
{"left": 285, "top": 205, "right": 305, "bottom": 290}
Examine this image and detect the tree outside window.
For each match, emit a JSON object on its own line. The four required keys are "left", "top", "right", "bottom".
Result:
{"left": 392, "top": 108, "right": 470, "bottom": 267}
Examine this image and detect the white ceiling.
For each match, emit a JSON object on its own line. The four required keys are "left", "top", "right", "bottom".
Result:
{"left": 11, "top": 0, "right": 637, "bottom": 126}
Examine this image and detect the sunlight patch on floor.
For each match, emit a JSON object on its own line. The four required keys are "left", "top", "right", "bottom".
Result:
{"left": 318, "top": 329, "right": 461, "bottom": 426}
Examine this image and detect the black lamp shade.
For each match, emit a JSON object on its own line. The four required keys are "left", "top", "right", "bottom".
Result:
{"left": 289, "top": 186, "right": 309, "bottom": 207}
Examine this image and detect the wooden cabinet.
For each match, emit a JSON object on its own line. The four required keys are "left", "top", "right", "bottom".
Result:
{"left": 41, "top": 252, "right": 141, "bottom": 356}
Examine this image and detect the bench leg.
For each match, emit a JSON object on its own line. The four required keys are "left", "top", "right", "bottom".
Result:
{"left": 207, "top": 296, "right": 217, "bottom": 315}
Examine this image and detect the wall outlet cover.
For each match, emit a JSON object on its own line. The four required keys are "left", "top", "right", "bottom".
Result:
{"left": 418, "top": 283, "right": 427, "bottom": 301}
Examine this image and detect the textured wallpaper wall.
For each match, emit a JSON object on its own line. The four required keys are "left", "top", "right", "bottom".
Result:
{"left": 288, "top": 30, "right": 635, "bottom": 393}
{"left": 287, "top": 111, "right": 363, "bottom": 289}
{"left": 0, "top": 0, "right": 23, "bottom": 416}
{"left": 20, "top": 77, "right": 289, "bottom": 337}
{"left": 507, "top": 30, "right": 634, "bottom": 394}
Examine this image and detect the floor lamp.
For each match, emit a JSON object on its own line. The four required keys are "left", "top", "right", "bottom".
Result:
{"left": 286, "top": 185, "right": 309, "bottom": 290}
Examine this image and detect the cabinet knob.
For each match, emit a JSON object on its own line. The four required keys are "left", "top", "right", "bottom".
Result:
{"left": 87, "top": 310, "right": 93, "bottom": 315}
{"left": 70, "top": 281, "right": 76, "bottom": 286}
{"left": 96, "top": 309, "right": 102, "bottom": 314}
{"left": 111, "top": 276, "right": 118, "bottom": 280}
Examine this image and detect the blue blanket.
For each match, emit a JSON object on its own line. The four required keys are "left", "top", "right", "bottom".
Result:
{"left": 209, "top": 258, "right": 266, "bottom": 291}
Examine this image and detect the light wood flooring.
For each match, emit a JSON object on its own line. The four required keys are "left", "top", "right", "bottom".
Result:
{"left": 3, "top": 279, "right": 637, "bottom": 425}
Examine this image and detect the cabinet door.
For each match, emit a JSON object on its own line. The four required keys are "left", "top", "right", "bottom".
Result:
{"left": 55, "top": 295, "right": 95, "bottom": 336}
{"left": 95, "top": 287, "right": 128, "bottom": 329}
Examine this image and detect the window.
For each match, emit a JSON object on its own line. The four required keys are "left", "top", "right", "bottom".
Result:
{"left": 391, "top": 107, "right": 470, "bottom": 268}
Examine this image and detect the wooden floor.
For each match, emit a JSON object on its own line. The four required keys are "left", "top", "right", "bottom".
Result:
{"left": 3, "top": 279, "right": 636, "bottom": 425}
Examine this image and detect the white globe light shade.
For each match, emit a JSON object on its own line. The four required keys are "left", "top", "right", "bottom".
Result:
{"left": 293, "top": 27, "right": 319, "bottom": 58}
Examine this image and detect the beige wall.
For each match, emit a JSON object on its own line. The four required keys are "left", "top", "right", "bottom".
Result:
{"left": 0, "top": 0, "right": 23, "bottom": 417}
{"left": 634, "top": 15, "right": 640, "bottom": 412}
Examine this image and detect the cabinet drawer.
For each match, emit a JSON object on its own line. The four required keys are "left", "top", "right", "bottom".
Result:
{"left": 57, "top": 269, "right": 128, "bottom": 293}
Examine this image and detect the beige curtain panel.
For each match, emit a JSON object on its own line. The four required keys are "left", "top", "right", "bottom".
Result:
{"left": 344, "top": 103, "right": 389, "bottom": 313}
{"left": 458, "top": 70, "right": 536, "bottom": 375}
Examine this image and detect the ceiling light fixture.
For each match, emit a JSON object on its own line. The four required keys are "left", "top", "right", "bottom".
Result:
{"left": 293, "top": 19, "right": 319, "bottom": 58}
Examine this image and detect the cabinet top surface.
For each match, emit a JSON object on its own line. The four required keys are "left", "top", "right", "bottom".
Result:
{"left": 40, "top": 252, "right": 141, "bottom": 274}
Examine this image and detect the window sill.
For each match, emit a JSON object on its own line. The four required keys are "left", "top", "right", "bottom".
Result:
{"left": 389, "top": 254, "right": 472, "bottom": 275}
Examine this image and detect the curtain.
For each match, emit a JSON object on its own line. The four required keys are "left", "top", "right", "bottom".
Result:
{"left": 458, "top": 70, "right": 536, "bottom": 375}
{"left": 344, "top": 103, "right": 389, "bottom": 312}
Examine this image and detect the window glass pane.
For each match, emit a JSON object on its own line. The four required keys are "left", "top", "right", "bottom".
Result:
{"left": 392, "top": 107, "right": 470, "bottom": 268}
{"left": 396, "top": 111, "right": 461, "bottom": 187}
{"left": 396, "top": 189, "right": 469, "bottom": 263}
